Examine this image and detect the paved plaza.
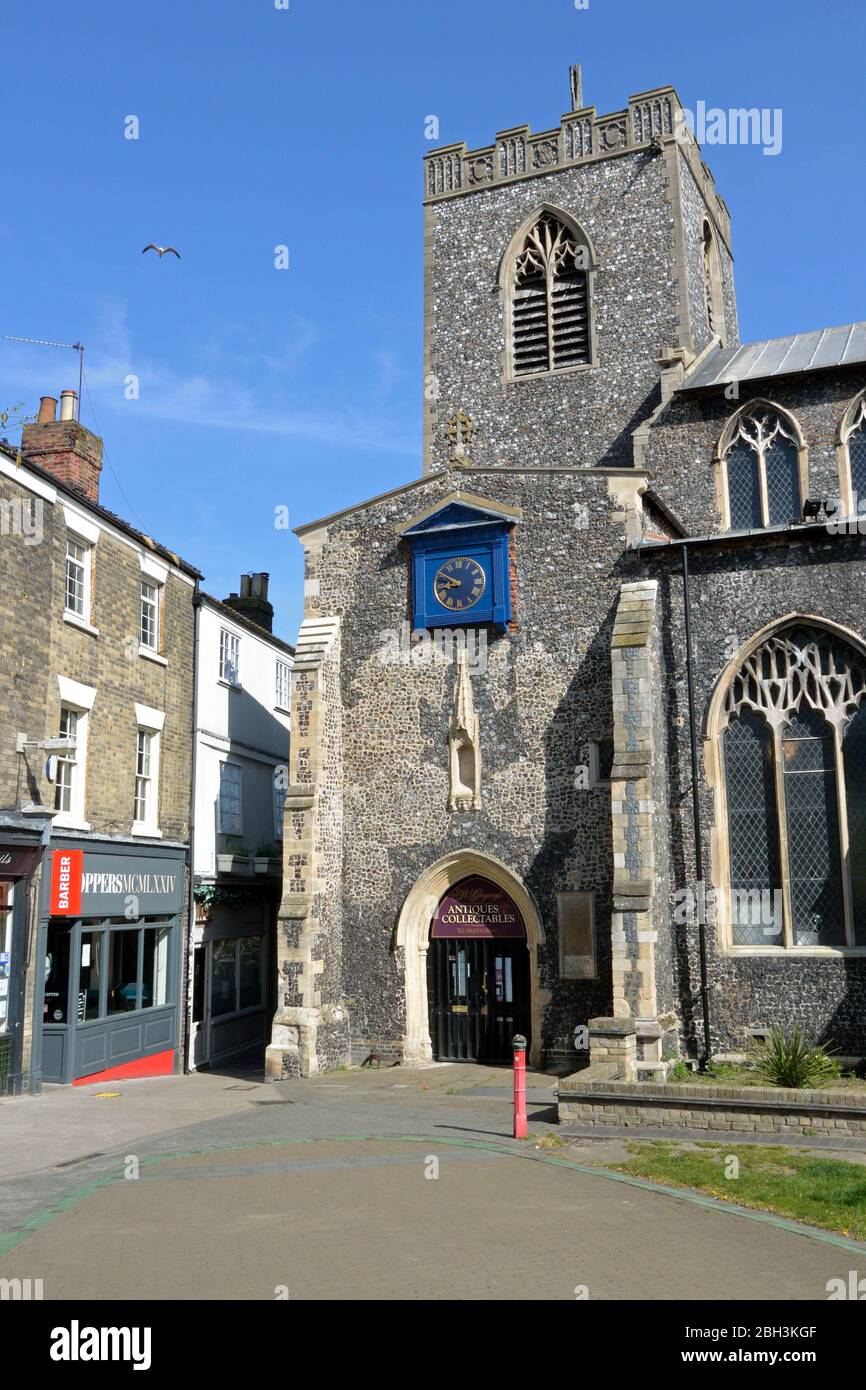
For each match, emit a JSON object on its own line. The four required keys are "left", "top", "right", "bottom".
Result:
{"left": 1, "top": 1063, "right": 863, "bottom": 1300}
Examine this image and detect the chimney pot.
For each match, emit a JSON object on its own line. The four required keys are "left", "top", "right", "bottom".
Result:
{"left": 38, "top": 396, "right": 58, "bottom": 424}
{"left": 59, "top": 390, "right": 78, "bottom": 422}
{"left": 222, "top": 572, "right": 275, "bottom": 634}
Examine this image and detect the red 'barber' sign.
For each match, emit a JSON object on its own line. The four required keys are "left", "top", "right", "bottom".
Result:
{"left": 50, "top": 849, "right": 83, "bottom": 916}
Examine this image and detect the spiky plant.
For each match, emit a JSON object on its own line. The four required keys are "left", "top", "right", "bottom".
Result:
{"left": 751, "top": 1027, "right": 841, "bottom": 1089}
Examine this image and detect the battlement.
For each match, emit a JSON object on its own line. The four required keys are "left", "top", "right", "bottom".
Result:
{"left": 424, "top": 84, "right": 731, "bottom": 246}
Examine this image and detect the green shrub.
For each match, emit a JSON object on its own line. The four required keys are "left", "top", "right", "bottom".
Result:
{"left": 667, "top": 1060, "right": 690, "bottom": 1082}
{"left": 750, "top": 1027, "right": 841, "bottom": 1089}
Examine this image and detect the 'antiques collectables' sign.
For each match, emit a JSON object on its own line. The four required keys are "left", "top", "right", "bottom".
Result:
{"left": 431, "top": 876, "right": 525, "bottom": 939}
{"left": 49, "top": 851, "right": 182, "bottom": 917}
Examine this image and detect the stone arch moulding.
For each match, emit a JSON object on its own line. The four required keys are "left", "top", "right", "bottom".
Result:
{"left": 394, "top": 850, "right": 548, "bottom": 1070}
{"left": 496, "top": 202, "right": 599, "bottom": 289}
{"left": 701, "top": 218, "right": 726, "bottom": 346}
{"left": 714, "top": 396, "right": 806, "bottom": 460}
{"left": 701, "top": 613, "right": 866, "bottom": 956}
{"left": 836, "top": 386, "right": 866, "bottom": 518}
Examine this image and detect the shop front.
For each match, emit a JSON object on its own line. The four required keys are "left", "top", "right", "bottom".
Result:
{"left": 36, "top": 839, "right": 187, "bottom": 1086}
{"left": 0, "top": 823, "right": 47, "bottom": 1096}
{"left": 190, "top": 889, "right": 277, "bottom": 1070}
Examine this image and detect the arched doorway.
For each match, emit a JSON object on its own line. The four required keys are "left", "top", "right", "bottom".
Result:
{"left": 428, "top": 876, "right": 530, "bottom": 1061}
{"left": 395, "top": 851, "right": 546, "bottom": 1068}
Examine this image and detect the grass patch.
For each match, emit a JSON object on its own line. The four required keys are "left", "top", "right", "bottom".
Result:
{"left": 608, "top": 1141, "right": 866, "bottom": 1240}
{"left": 667, "top": 1063, "right": 866, "bottom": 1091}
{"left": 535, "top": 1133, "right": 566, "bottom": 1152}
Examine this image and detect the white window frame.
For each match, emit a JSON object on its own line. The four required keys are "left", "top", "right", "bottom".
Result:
{"left": 52, "top": 677, "right": 96, "bottom": 829}
{"left": 139, "top": 578, "right": 161, "bottom": 653}
{"left": 219, "top": 628, "right": 241, "bottom": 687}
{"left": 218, "top": 761, "right": 243, "bottom": 835}
{"left": 134, "top": 729, "right": 153, "bottom": 825}
{"left": 275, "top": 659, "right": 291, "bottom": 711}
{"left": 54, "top": 707, "right": 82, "bottom": 820}
{"left": 64, "top": 535, "right": 92, "bottom": 624}
{"left": 132, "top": 705, "right": 164, "bottom": 837}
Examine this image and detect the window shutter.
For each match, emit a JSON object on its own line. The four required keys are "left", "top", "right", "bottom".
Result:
{"left": 550, "top": 268, "right": 589, "bottom": 369}
{"left": 512, "top": 273, "right": 549, "bottom": 375}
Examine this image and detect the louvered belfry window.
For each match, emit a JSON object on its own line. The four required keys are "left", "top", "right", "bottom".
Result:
{"left": 722, "top": 625, "right": 866, "bottom": 949}
{"left": 511, "top": 213, "right": 591, "bottom": 376}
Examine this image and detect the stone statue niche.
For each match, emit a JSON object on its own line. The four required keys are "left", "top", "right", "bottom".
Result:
{"left": 448, "top": 651, "right": 481, "bottom": 811}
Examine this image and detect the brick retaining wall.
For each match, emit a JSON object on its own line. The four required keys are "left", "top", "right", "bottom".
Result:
{"left": 557, "top": 1078, "right": 866, "bottom": 1136}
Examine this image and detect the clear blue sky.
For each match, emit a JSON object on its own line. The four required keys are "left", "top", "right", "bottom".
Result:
{"left": 2, "top": 0, "right": 863, "bottom": 641}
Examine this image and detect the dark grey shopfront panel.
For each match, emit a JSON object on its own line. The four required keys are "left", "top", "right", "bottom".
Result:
{"left": 76, "top": 1007, "right": 175, "bottom": 1077}
{"left": 41, "top": 1028, "right": 66, "bottom": 1082}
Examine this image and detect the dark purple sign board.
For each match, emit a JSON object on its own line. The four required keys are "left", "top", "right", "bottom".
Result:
{"left": 431, "top": 876, "right": 525, "bottom": 939}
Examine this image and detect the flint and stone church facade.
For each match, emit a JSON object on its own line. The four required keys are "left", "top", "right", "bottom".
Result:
{"left": 267, "top": 71, "right": 866, "bottom": 1081}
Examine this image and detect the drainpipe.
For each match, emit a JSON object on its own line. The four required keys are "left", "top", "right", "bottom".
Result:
{"left": 183, "top": 586, "right": 203, "bottom": 1075}
{"left": 681, "top": 543, "right": 713, "bottom": 1067}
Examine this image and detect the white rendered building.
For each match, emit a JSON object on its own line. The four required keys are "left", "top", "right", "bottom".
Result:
{"left": 190, "top": 574, "right": 293, "bottom": 1069}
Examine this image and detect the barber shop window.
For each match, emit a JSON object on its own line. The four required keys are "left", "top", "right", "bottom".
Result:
{"left": 47, "top": 919, "right": 174, "bottom": 1024}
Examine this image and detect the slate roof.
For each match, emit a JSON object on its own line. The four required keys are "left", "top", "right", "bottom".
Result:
{"left": 678, "top": 323, "right": 866, "bottom": 394}
{"left": 0, "top": 439, "right": 202, "bottom": 579}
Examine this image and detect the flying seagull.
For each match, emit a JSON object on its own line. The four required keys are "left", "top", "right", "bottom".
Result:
{"left": 142, "top": 244, "right": 181, "bottom": 259}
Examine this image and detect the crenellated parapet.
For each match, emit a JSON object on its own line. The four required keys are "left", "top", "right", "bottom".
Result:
{"left": 424, "top": 85, "right": 731, "bottom": 244}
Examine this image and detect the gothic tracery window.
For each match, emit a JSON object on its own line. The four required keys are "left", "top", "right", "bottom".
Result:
{"left": 842, "top": 393, "right": 866, "bottom": 509}
{"left": 509, "top": 211, "right": 592, "bottom": 377}
{"left": 722, "top": 625, "right": 866, "bottom": 949}
{"left": 723, "top": 406, "right": 802, "bottom": 530}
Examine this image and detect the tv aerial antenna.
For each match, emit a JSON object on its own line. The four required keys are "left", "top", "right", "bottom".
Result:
{"left": 3, "top": 335, "right": 85, "bottom": 421}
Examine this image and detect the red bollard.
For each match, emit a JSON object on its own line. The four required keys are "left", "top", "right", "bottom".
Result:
{"left": 512, "top": 1033, "right": 528, "bottom": 1139}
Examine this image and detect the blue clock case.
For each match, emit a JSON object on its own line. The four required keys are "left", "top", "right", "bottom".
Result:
{"left": 403, "top": 503, "right": 513, "bottom": 632}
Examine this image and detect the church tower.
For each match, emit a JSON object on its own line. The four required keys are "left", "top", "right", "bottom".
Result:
{"left": 267, "top": 69, "right": 744, "bottom": 1081}
{"left": 422, "top": 70, "right": 737, "bottom": 473}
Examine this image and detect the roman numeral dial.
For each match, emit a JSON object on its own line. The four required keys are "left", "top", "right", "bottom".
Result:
{"left": 433, "top": 557, "right": 486, "bottom": 612}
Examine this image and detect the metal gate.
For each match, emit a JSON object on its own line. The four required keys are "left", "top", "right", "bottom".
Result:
{"left": 428, "top": 938, "right": 530, "bottom": 1062}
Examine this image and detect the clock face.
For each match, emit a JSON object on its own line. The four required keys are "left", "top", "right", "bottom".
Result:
{"left": 433, "top": 556, "right": 487, "bottom": 613}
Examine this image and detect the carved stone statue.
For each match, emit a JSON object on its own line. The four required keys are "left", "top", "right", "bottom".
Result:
{"left": 448, "top": 651, "right": 481, "bottom": 811}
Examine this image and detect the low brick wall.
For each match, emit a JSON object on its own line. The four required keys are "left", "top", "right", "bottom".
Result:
{"left": 557, "top": 1078, "right": 866, "bottom": 1136}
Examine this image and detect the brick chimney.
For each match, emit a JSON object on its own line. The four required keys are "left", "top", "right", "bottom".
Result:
{"left": 223, "top": 573, "right": 274, "bottom": 633}
{"left": 20, "top": 391, "right": 103, "bottom": 504}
